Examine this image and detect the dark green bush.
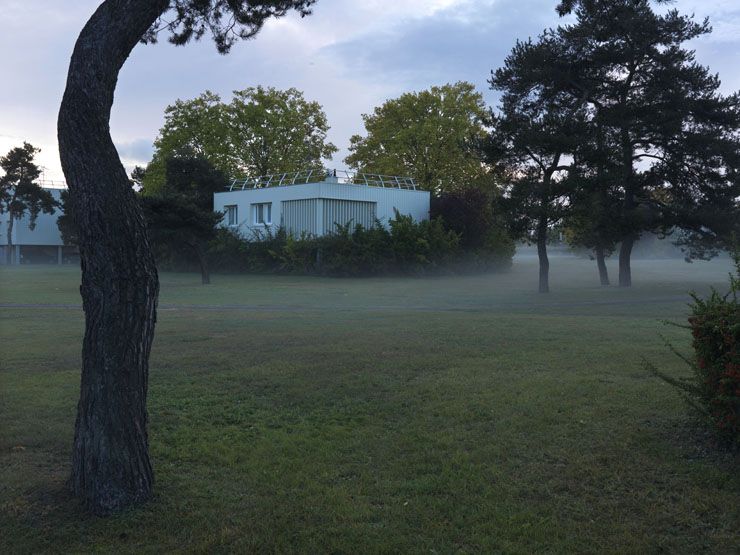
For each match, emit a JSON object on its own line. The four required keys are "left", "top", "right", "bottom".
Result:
{"left": 205, "top": 210, "right": 513, "bottom": 278}
{"left": 649, "top": 251, "right": 740, "bottom": 447}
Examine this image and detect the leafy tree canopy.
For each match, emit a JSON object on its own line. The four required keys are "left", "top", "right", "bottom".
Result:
{"left": 143, "top": 86, "right": 337, "bottom": 194}
{"left": 1, "top": 143, "right": 57, "bottom": 263}
{"left": 0, "top": 143, "right": 56, "bottom": 227}
{"left": 345, "top": 82, "right": 490, "bottom": 194}
{"left": 552, "top": 0, "right": 740, "bottom": 263}
{"left": 141, "top": 155, "right": 229, "bottom": 284}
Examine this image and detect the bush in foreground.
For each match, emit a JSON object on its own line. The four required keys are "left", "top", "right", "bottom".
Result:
{"left": 649, "top": 251, "right": 740, "bottom": 447}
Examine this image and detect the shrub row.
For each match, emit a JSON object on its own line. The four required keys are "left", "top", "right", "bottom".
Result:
{"left": 207, "top": 212, "right": 514, "bottom": 277}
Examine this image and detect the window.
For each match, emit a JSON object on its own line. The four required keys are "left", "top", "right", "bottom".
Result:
{"left": 225, "top": 205, "right": 238, "bottom": 227}
{"left": 253, "top": 203, "right": 272, "bottom": 225}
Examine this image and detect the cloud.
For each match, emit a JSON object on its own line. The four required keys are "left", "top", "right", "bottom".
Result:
{"left": 323, "top": 0, "right": 566, "bottom": 100}
{"left": 115, "top": 139, "right": 154, "bottom": 166}
{"left": 0, "top": 0, "right": 737, "bottom": 181}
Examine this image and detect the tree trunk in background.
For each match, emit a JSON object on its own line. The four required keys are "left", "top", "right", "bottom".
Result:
{"left": 618, "top": 236, "right": 635, "bottom": 287}
{"left": 193, "top": 242, "right": 211, "bottom": 285}
{"left": 595, "top": 245, "right": 609, "bottom": 286}
{"left": 57, "top": 0, "right": 168, "bottom": 515}
{"left": 537, "top": 216, "right": 550, "bottom": 294}
{"left": 6, "top": 217, "right": 14, "bottom": 265}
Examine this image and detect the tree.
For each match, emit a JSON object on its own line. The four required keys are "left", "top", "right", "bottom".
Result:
{"left": 431, "top": 188, "right": 496, "bottom": 250}
{"left": 485, "top": 39, "right": 584, "bottom": 293}
{"left": 142, "top": 155, "right": 228, "bottom": 285}
{"left": 143, "top": 86, "right": 337, "bottom": 194}
{"left": 551, "top": 0, "right": 740, "bottom": 286}
{"left": 562, "top": 171, "right": 622, "bottom": 285}
{"left": 56, "top": 190, "right": 78, "bottom": 248}
{"left": 57, "top": 0, "right": 316, "bottom": 516}
{"left": 561, "top": 118, "right": 624, "bottom": 286}
{"left": 346, "top": 82, "right": 490, "bottom": 193}
{"left": 0, "top": 143, "right": 57, "bottom": 265}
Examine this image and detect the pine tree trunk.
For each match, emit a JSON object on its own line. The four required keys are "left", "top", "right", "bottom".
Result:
{"left": 618, "top": 236, "right": 635, "bottom": 288}
{"left": 537, "top": 217, "right": 549, "bottom": 294}
{"left": 595, "top": 245, "right": 609, "bottom": 286}
{"left": 57, "top": 0, "right": 168, "bottom": 515}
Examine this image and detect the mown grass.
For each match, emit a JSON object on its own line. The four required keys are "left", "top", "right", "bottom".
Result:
{"left": 1, "top": 257, "right": 738, "bottom": 553}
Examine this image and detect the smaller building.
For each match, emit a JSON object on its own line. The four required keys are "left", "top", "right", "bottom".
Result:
{"left": 213, "top": 169, "right": 430, "bottom": 238}
{"left": 0, "top": 185, "right": 78, "bottom": 265}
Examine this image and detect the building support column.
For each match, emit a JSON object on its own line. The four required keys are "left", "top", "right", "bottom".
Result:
{"left": 14, "top": 245, "right": 21, "bottom": 265}
{"left": 58, "top": 245, "right": 64, "bottom": 265}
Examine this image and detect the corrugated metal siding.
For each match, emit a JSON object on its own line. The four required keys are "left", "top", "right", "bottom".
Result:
{"left": 282, "top": 198, "right": 319, "bottom": 236}
{"left": 322, "top": 199, "right": 377, "bottom": 234}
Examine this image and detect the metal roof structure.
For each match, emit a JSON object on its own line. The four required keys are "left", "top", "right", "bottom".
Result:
{"left": 228, "top": 169, "right": 418, "bottom": 192}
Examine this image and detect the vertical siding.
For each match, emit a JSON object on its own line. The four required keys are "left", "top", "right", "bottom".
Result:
{"left": 321, "top": 199, "right": 377, "bottom": 234}
{"left": 214, "top": 181, "right": 429, "bottom": 237}
{"left": 282, "top": 199, "right": 319, "bottom": 236}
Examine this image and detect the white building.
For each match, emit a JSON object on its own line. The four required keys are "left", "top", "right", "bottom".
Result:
{"left": 213, "top": 170, "right": 430, "bottom": 238}
{"left": 0, "top": 186, "right": 78, "bottom": 265}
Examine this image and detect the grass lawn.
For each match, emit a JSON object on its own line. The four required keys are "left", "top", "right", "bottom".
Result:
{"left": 1, "top": 256, "right": 738, "bottom": 553}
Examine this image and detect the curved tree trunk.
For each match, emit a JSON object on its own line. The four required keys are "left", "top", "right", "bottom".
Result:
{"left": 57, "top": 0, "right": 168, "bottom": 515}
{"left": 595, "top": 245, "right": 609, "bottom": 286}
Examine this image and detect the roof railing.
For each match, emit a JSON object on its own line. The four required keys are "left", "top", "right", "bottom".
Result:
{"left": 228, "top": 169, "right": 418, "bottom": 191}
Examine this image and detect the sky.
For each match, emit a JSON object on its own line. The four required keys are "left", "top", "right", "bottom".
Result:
{"left": 1, "top": 0, "right": 739, "bottom": 183}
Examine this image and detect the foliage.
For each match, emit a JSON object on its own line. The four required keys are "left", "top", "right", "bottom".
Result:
{"left": 0, "top": 143, "right": 57, "bottom": 262}
{"left": 144, "top": 1, "right": 316, "bottom": 54}
{"left": 0, "top": 143, "right": 56, "bottom": 229}
{"left": 554, "top": 0, "right": 740, "bottom": 267}
{"left": 346, "top": 82, "right": 491, "bottom": 193}
{"left": 431, "top": 188, "right": 494, "bottom": 249}
{"left": 484, "top": 36, "right": 587, "bottom": 292}
{"left": 56, "top": 190, "right": 77, "bottom": 247}
{"left": 205, "top": 210, "right": 514, "bottom": 278}
{"left": 143, "top": 86, "right": 337, "bottom": 194}
{"left": 648, "top": 250, "right": 740, "bottom": 446}
{"left": 141, "top": 155, "right": 228, "bottom": 283}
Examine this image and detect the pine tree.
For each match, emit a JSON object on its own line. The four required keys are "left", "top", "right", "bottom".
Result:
{"left": 0, "top": 143, "right": 57, "bottom": 265}
{"left": 57, "top": 0, "right": 316, "bottom": 515}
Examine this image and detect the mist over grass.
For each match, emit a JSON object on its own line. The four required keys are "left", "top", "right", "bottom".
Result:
{"left": 1, "top": 256, "right": 738, "bottom": 552}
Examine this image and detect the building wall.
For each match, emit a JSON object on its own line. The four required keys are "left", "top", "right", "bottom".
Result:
{"left": 214, "top": 180, "right": 430, "bottom": 238}
{"left": 321, "top": 199, "right": 377, "bottom": 234}
{"left": 0, "top": 188, "right": 76, "bottom": 265}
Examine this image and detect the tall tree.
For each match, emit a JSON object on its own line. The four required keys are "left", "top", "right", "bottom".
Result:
{"left": 486, "top": 39, "right": 584, "bottom": 293}
{"left": 552, "top": 0, "right": 740, "bottom": 286}
{"left": 143, "top": 155, "right": 228, "bottom": 285}
{"left": 562, "top": 117, "right": 624, "bottom": 286}
{"left": 0, "top": 143, "right": 56, "bottom": 265}
{"left": 57, "top": 0, "right": 316, "bottom": 516}
{"left": 143, "top": 86, "right": 337, "bottom": 193}
{"left": 346, "top": 82, "right": 490, "bottom": 194}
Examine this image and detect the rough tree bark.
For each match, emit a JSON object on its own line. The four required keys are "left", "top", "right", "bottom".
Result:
{"left": 595, "top": 245, "right": 609, "bottom": 286}
{"left": 57, "top": 0, "right": 169, "bottom": 515}
{"left": 536, "top": 214, "right": 550, "bottom": 294}
{"left": 618, "top": 235, "right": 635, "bottom": 288}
